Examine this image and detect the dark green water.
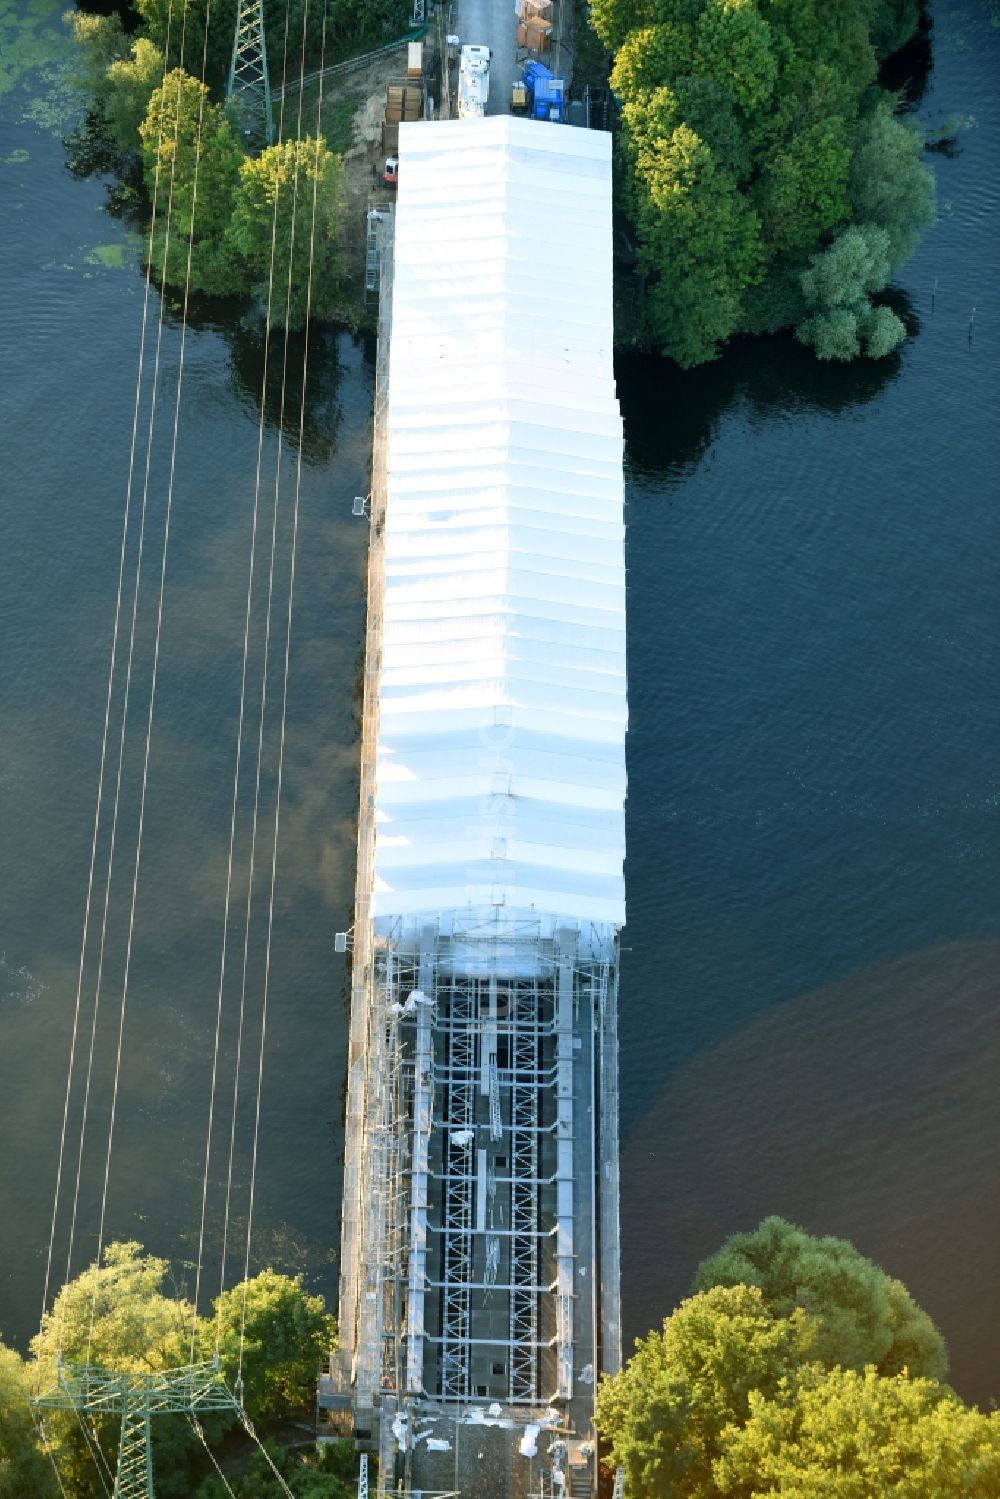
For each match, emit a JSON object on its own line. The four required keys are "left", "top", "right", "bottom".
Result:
{"left": 1, "top": 0, "right": 997, "bottom": 1405}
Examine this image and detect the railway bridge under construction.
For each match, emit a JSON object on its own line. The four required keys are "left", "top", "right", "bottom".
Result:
{"left": 325, "top": 117, "right": 627, "bottom": 1499}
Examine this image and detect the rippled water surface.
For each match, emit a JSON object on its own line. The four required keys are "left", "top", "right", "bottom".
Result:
{"left": 1, "top": 0, "right": 997, "bottom": 1404}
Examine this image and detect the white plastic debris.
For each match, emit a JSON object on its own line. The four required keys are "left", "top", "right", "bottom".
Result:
{"left": 450, "top": 1128, "right": 475, "bottom": 1148}
{"left": 413, "top": 1428, "right": 434, "bottom": 1444}
{"left": 426, "top": 1438, "right": 451, "bottom": 1452}
{"left": 580, "top": 1363, "right": 595, "bottom": 1385}
{"left": 487, "top": 1402, "right": 503, "bottom": 1418}
{"left": 519, "top": 1425, "right": 540, "bottom": 1458}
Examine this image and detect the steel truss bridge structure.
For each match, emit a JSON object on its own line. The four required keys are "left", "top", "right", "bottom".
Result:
{"left": 327, "top": 915, "right": 623, "bottom": 1499}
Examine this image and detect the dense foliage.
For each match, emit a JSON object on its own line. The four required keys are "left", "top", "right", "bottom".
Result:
{"left": 66, "top": 4, "right": 354, "bottom": 324}
{"left": 132, "top": 0, "right": 414, "bottom": 92}
{"left": 692, "top": 1214, "right": 948, "bottom": 1378}
{"left": 595, "top": 1219, "right": 998, "bottom": 1499}
{"left": 0, "top": 1343, "right": 60, "bottom": 1499}
{"left": 15, "top": 1242, "right": 335, "bottom": 1498}
{"left": 715, "top": 1365, "right": 1000, "bottom": 1497}
{"left": 196, "top": 1437, "right": 359, "bottom": 1499}
{"left": 590, "top": 0, "right": 936, "bottom": 364}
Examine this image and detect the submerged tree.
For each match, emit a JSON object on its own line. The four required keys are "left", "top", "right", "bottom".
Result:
{"left": 138, "top": 68, "right": 244, "bottom": 295}
{"left": 226, "top": 136, "right": 346, "bottom": 328}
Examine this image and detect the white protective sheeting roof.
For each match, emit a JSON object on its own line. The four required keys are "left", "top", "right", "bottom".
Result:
{"left": 373, "top": 118, "right": 626, "bottom": 931}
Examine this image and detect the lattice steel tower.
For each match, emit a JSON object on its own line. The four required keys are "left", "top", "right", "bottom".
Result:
{"left": 32, "top": 1358, "right": 241, "bottom": 1499}
{"left": 227, "top": 0, "right": 275, "bottom": 148}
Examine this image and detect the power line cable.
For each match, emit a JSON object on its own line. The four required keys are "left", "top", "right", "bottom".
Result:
{"left": 190, "top": 1416, "right": 240, "bottom": 1497}
{"left": 237, "top": 0, "right": 321, "bottom": 1380}
{"left": 42, "top": 0, "right": 185, "bottom": 1357}
{"left": 87, "top": 0, "right": 215, "bottom": 1355}
{"left": 32, "top": 1415, "right": 72, "bottom": 1499}
{"left": 216, "top": 0, "right": 298, "bottom": 1345}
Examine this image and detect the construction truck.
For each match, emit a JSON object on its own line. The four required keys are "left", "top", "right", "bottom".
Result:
{"left": 457, "top": 44, "right": 490, "bottom": 119}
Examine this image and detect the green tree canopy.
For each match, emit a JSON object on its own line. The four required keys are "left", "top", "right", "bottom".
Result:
{"left": 31, "top": 1242, "right": 198, "bottom": 1498}
{"left": 30, "top": 1244, "right": 336, "bottom": 1499}
{"left": 596, "top": 1222, "right": 966, "bottom": 1499}
{"left": 692, "top": 1215, "right": 947, "bottom": 1376}
{"left": 595, "top": 1284, "right": 813, "bottom": 1499}
{"left": 592, "top": 0, "right": 935, "bottom": 363}
{"left": 64, "top": 9, "right": 129, "bottom": 99}
{"left": 715, "top": 1365, "right": 1000, "bottom": 1497}
{"left": 139, "top": 67, "right": 244, "bottom": 295}
{"left": 197, "top": 1437, "right": 358, "bottom": 1499}
{"left": 104, "top": 37, "right": 167, "bottom": 151}
{"left": 849, "top": 99, "right": 937, "bottom": 267}
{"left": 210, "top": 1269, "right": 334, "bottom": 1425}
{"left": 226, "top": 136, "right": 346, "bottom": 328}
{"left": 0, "top": 1343, "right": 60, "bottom": 1499}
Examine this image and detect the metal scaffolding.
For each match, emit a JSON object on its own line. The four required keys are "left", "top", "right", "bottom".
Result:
{"left": 439, "top": 973, "right": 476, "bottom": 1401}
{"left": 509, "top": 975, "right": 541, "bottom": 1403}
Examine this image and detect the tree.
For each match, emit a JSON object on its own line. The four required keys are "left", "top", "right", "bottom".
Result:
{"left": 104, "top": 38, "right": 167, "bottom": 151}
{"left": 226, "top": 137, "right": 345, "bottom": 328}
{"left": 849, "top": 100, "right": 936, "bottom": 267}
{"left": 64, "top": 9, "right": 129, "bottom": 99}
{"left": 139, "top": 68, "right": 244, "bottom": 295}
{"left": 591, "top": 0, "right": 932, "bottom": 363}
{"left": 595, "top": 1284, "right": 814, "bottom": 1499}
{"left": 714, "top": 1365, "right": 1000, "bottom": 1497}
{"left": 623, "top": 110, "right": 763, "bottom": 366}
{"left": 30, "top": 1246, "right": 338, "bottom": 1498}
{"left": 31, "top": 1242, "right": 201, "bottom": 1499}
{"left": 209, "top": 1270, "right": 334, "bottom": 1426}
{"left": 134, "top": 0, "right": 237, "bottom": 95}
{"left": 692, "top": 1216, "right": 947, "bottom": 1377}
{"left": 0, "top": 1343, "right": 60, "bottom": 1499}
{"left": 196, "top": 1437, "right": 358, "bottom": 1498}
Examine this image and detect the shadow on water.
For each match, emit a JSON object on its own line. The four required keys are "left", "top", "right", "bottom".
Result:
{"left": 879, "top": 3, "right": 935, "bottom": 107}
{"left": 617, "top": 307, "right": 914, "bottom": 482}
{"left": 620, "top": 940, "right": 1000, "bottom": 1408}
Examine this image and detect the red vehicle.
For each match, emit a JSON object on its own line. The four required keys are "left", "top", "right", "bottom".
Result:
{"left": 383, "top": 155, "right": 399, "bottom": 188}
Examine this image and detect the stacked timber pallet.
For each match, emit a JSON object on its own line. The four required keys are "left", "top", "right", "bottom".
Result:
{"left": 382, "top": 80, "right": 422, "bottom": 152}
{"left": 517, "top": 0, "right": 552, "bottom": 53}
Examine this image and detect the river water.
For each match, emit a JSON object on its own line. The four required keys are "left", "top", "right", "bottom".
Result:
{"left": 1, "top": 0, "right": 997, "bottom": 1406}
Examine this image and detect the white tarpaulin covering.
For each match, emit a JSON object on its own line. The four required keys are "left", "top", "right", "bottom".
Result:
{"left": 373, "top": 118, "right": 626, "bottom": 931}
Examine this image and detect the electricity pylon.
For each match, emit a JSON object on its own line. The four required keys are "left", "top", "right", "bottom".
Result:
{"left": 227, "top": 0, "right": 275, "bottom": 149}
{"left": 32, "top": 1357, "right": 241, "bottom": 1499}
